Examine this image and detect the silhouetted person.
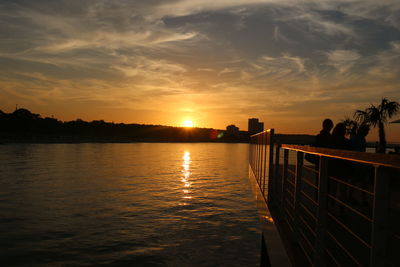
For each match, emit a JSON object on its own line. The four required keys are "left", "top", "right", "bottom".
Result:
{"left": 329, "top": 123, "right": 352, "bottom": 214}
{"left": 331, "top": 123, "right": 351, "bottom": 150}
{"left": 305, "top": 118, "right": 333, "bottom": 165}
{"left": 315, "top": 118, "right": 334, "bottom": 148}
{"left": 306, "top": 119, "right": 334, "bottom": 201}
{"left": 349, "top": 124, "right": 372, "bottom": 206}
{"left": 351, "top": 124, "right": 370, "bottom": 152}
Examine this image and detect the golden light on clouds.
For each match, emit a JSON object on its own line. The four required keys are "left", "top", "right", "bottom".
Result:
{"left": 0, "top": 1, "right": 399, "bottom": 141}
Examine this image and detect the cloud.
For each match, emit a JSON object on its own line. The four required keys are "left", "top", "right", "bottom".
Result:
{"left": 111, "top": 57, "right": 187, "bottom": 78}
{"left": 326, "top": 50, "right": 361, "bottom": 73}
{"left": 250, "top": 54, "right": 306, "bottom": 80}
{"left": 0, "top": 0, "right": 399, "bottom": 137}
{"left": 156, "top": 0, "right": 281, "bottom": 17}
{"left": 273, "top": 26, "right": 290, "bottom": 42}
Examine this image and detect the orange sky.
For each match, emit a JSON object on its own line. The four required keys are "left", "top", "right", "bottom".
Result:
{"left": 1, "top": 0, "right": 399, "bottom": 142}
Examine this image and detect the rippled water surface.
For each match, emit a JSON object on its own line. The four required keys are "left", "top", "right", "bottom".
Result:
{"left": 0, "top": 143, "right": 260, "bottom": 266}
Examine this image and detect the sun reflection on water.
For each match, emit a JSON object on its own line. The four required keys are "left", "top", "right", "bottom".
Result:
{"left": 181, "top": 151, "right": 192, "bottom": 200}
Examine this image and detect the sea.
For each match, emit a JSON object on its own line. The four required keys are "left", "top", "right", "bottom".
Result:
{"left": 0, "top": 143, "right": 260, "bottom": 266}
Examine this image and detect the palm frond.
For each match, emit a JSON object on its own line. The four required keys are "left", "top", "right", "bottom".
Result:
{"left": 353, "top": 109, "right": 368, "bottom": 124}
{"left": 365, "top": 104, "right": 380, "bottom": 126}
{"left": 383, "top": 101, "right": 400, "bottom": 118}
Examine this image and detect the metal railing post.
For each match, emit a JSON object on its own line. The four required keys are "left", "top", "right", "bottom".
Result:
{"left": 260, "top": 132, "right": 265, "bottom": 193}
{"left": 260, "top": 133, "right": 266, "bottom": 194}
{"left": 314, "top": 156, "right": 328, "bottom": 265}
{"left": 370, "top": 166, "right": 390, "bottom": 267}
{"left": 258, "top": 134, "right": 262, "bottom": 183}
{"left": 293, "top": 151, "right": 304, "bottom": 239}
{"left": 266, "top": 129, "right": 275, "bottom": 203}
{"left": 274, "top": 144, "right": 281, "bottom": 205}
{"left": 256, "top": 135, "right": 260, "bottom": 183}
{"left": 249, "top": 138, "right": 252, "bottom": 170}
{"left": 250, "top": 138, "right": 253, "bottom": 169}
{"left": 281, "top": 149, "right": 289, "bottom": 212}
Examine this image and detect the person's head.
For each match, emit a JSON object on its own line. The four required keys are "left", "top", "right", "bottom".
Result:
{"left": 322, "top": 119, "right": 334, "bottom": 132}
{"left": 357, "top": 124, "right": 370, "bottom": 137}
{"left": 332, "top": 123, "right": 346, "bottom": 137}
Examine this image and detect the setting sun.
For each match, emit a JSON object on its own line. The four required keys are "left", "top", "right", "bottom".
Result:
{"left": 182, "top": 120, "right": 194, "bottom": 127}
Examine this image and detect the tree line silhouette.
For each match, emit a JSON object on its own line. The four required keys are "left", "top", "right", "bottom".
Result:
{"left": 0, "top": 108, "right": 250, "bottom": 143}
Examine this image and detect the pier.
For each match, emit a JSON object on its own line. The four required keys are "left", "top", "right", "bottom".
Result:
{"left": 249, "top": 129, "right": 400, "bottom": 266}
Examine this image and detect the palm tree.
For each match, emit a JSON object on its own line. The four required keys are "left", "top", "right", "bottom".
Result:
{"left": 341, "top": 117, "right": 359, "bottom": 137}
{"left": 354, "top": 98, "right": 400, "bottom": 153}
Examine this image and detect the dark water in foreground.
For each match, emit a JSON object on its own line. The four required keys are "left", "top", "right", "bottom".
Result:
{"left": 0, "top": 143, "right": 260, "bottom": 266}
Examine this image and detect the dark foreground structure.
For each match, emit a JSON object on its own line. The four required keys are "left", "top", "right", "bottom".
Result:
{"left": 249, "top": 129, "right": 400, "bottom": 266}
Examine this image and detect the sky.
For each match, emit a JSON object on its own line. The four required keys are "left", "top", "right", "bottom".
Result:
{"left": 1, "top": 0, "right": 400, "bottom": 141}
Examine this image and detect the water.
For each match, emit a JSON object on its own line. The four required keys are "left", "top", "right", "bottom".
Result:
{"left": 0, "top": 143, "right": 260, "bottom": 266}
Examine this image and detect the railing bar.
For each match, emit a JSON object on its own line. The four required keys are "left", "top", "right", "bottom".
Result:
{"left": 287, "top": 223, "right": 294, "bottom": 233}
{"left": 287, "top": 190, "right": 296, "bottom": 201}
{"left": 285, "top": 188, "right": 295, "bottom": 199}
{"left": 313, "top": 156, "right": 328, "bottom": 265}
{"left": 298, "top": 229, "right": 316, "bottom": 266}
{"left": 327, "top": 212, "right": 372, "bottom": 248}
{"left": 299, "top": 228, "right": 316, "bottom": 253}
{"left": 292, "top": 151, "right": 304, "bottom": 251}
{"left": 302, "top": 177, "right": 319, "bottom": 190}
{"left": 285, "top": 216, "right": 294, "bottom": 233}
{"left": 285, "top": 199, "right": 294, "bottom": 210}
{"left": 326, "top": 231, "right": 364, "bottom": 267}
{"left": 328, "top": 175, "right": 374, "bottom": 196}
{"left": 299, "top": 215, "right": 316, "bottom": 237}
{"left": 303, "top": 164, "right": 319, "bottom": 174}
{"left": 284, "top": 212, "right": 295, "bottom": 234}
{"left": 300, "top": 190, "right": 318, "bottom": 206}
{"left": 287, "top": 168, "right": 296, "bottom": 175}
{"left": 284, "top": 206, "right": 295, "bottom": 221}
{"left": 284, "top": 198, "right": 295, "bottom": 211}
{"left": 299, "top": 202, "right": 317, "bottom": 221}
{"left": 286, "top": 180, "right": 295, "bottom": 189}
{"left": 255, "top": 141, "right": 258, "bottom": 182}
{"left": 281, "top": 149, "right": 289, "bottom": 212}
{"left": 287, "top": 179, "right": 295, "bottom": 187}
{"left": 370, "top": 166, "right": 390, "bottom": 266}
{"left": 297, "top": 236, "right": 313, "bottom": 266}
{"left": 281, "top": 144, "right": 400, "bottom": 169}
{"left": 256, "top": 137, "right": 260, "bottom": 184}
{"left": 257, "top": 137, "right": 261, "bottom": 183}
{"left": 285, "top": 197, "right": 294, "bottom": 209}
{"left": 389, "top": 231, "right": 400, "bottom": 241}
{"left": 274, "top": 144, "right": 281, "bottom": 202}
{"left": 324, "top": 247, "right": 341, "bottom": 267}
{"left": 261, "top": 133, "right": 266, "bottom": 194}
{"left": 327, "top": 194, "right": 373, "bottom": 222}
{"left": 266, "top": 131, "right": 275, "bottom": 198}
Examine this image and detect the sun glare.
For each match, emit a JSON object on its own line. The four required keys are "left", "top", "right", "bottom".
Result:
{"left": 182, "top": 120, "right": 194, "bottom": 127}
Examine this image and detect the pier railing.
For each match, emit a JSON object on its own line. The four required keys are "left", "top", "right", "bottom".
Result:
{"left": 249, "top": 129, "right": 400, "bottom": 267}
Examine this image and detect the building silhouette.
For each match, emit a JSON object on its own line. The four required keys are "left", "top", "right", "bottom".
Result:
{"left": 226, "top": 124, "right": 239, "bottom": 137}
{"left": 248, "top": 118, "right": 264, "bottom": 134}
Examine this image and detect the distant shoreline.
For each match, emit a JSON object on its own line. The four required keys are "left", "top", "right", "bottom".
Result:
{"left": 0, "top": 139, "right": 250, "bottom": 144}
{"left": 1, "top": 108, "right": 251, "bottom": 144}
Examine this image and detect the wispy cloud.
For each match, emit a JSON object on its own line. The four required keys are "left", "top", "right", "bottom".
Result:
{"left": 0, "top": 0, "right": 399, "bottom": 139}
{"left": 326, "top": 50, "right": 360, "bottom": 73}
